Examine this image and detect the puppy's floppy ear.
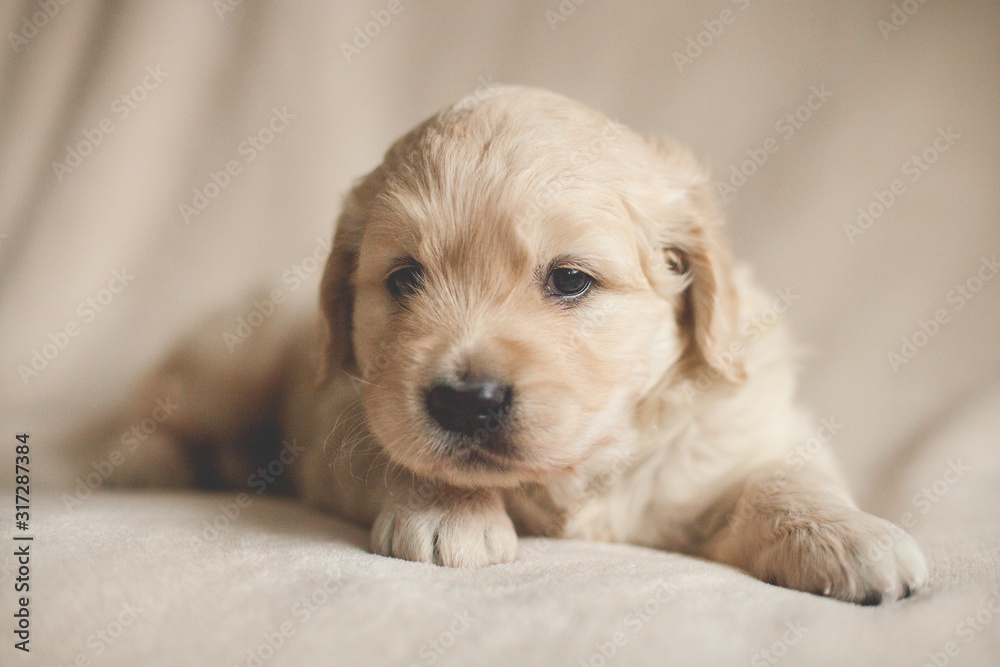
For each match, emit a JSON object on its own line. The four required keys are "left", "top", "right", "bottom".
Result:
{"left": 318, "top": 167, "right": 384, "bottom": 383}
{"left": 641, "top": 137, "right": 745, "bottom": 384}
{"left": 678, "top": 206, "right": 745, "bottom": 384}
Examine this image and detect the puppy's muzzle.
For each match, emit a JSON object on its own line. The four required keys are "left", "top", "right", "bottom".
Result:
{"left": 425, "top": 376, "right": 512, "bottom": 443}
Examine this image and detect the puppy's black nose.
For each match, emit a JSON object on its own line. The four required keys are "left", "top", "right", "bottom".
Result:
{"left": 425, "top": 377, "right": 512, "bottom": 440}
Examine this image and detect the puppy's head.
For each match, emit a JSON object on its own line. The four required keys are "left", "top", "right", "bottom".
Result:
{"left": 320, "top": 87, "right": 742, "bottom": 488}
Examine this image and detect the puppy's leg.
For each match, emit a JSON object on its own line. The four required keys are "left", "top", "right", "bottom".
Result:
{"left": 91, "top": 295, "right": 304, "bottom": 490}
{"left": 371, "top": 475, "right": 518, "bottom": 568}
{"left": 701, "top": 460, "right": 928, "bottom": 605}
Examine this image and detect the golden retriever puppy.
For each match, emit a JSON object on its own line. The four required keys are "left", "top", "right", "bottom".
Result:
{"left": 109, "top": 86, "right": 927, "bottom": 605}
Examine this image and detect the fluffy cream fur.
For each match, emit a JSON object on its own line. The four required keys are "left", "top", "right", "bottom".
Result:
{"left": 107, "top": 86, "right": 926, "bottom": 605}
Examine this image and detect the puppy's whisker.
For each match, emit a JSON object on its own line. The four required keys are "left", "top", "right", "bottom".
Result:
{"left": 322, "top": 396, "right": 367, "bottom": 465}
{"left": 343, "top": 370, "right": 376, "bottom": 387}
{"left": 340, "top": 425, "right": 376, "bottom": 469}
{"left": 334, "top": 415, "right": 375, "bottom": 465}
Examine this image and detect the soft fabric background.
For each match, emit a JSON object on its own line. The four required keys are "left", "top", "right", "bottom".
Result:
{"left": 1, "top": 1, "right": 998, "bottom": 665}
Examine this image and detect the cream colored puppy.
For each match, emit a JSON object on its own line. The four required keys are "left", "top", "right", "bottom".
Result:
{"left": 114, "top": 86, "right": 927, "bottom": 605}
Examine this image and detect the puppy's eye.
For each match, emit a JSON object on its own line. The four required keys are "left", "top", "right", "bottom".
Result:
{"left": 387, "top": 264, "right": 424, "bottom": 299}
{"left": 546, "top": 268, "right": 593, "bottom": 298}
{"left": 664, "top": 248, "right": 688, "bottom": 275}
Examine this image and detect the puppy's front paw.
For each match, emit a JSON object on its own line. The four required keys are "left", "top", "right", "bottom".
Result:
{"left": 752, "top": 510, "right": 928, "bottom": 605}
{"left": 371, "top": 489, "right": 517, "bottom": 567}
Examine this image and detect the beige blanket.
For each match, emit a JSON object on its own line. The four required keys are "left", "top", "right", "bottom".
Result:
{"left": 1, "top": 1, "right": 998, "bottom": 664}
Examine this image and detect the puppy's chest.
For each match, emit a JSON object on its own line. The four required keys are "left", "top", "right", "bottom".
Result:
{"left": 503, "top": 445, "right": 710, "bottom": 550}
